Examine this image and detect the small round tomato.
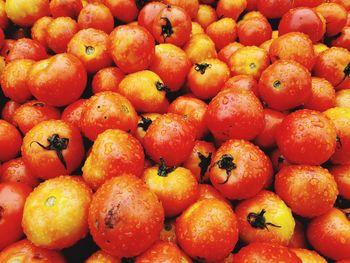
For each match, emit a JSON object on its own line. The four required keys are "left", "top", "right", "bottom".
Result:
{"left": 0, "top": 239, "right": 66, "bottom": 263}
{"left": 258, "top": 60, "right": 312, "bottom": 111}
{"left": 279, "top": 7, "right": 325, "bottom": 43}
{"left": 143, "top": 113, "right": 196, "bottom": 166}
{"left": 223, "top": 75, "right": 259, "bottom": 96}
{"left": 5, "top": 0, "right": 49, "bottom": 27}
{"left": 1, "top": 100, "right": 20, "bottom": 123}
{"left": 136, "top": 241, "right": 191, "bottom": 263}
{"left": 307, "top": 208, "right": 350, "bottom": 260}
{"left": 109, "top": 24, "right": 155, "bottom": 74}
{"left": 183, "top": 33, "right": 217, "bottom": 64}
{"left": 206, "top": 18, "right": 237, "bottom": 51}
{"left": 289, "top": 220, "right": 307, "bottom": 249}
{"left": 118, "top": 70, "right": 169, "bottom": 113}
{"left": 254, "top": 109, "right": 285, "bottom": 149}
{"left": 88, "top": 175, "right": 164, "bottom": 257}
{"left": 50, "top": 0, "right": 82, "bottom": 19}
{"left": 61, "top": 99, "right": 86, "bottom": 131}
{"left": 85, "top": 250, "right": 120, "bottom": 263}
{"left": 237, "top": 16, "right": 272, "bottom": 46}
{"left": 92, "top": 67, "right": 125, "bottom": 94}
{"left": 0, "top": 120, "right": 22, "bottom": 162}
{"left": 1, "top": 59, "right": 34, "bottom": 103}
{"left": 188, "top": 58, "right": 230, "bottom": 99}
{"left": 217, "top": 42, "right": 243, "bottom": 65}
{"left": 31, "top": 16, "right": 53, "bottom": 50}
{"left": 22, "top": 176, "right": 92, "bottom": 249}
{"left": 316, "top": 3, "right": 347, "bottom": 37}
{"left": 216, "top": 0, "right": 247, "bottom": 20}
{"left": 163, "top": 0, "right": 199, "bottom": 19}
{"left": 6, "top": 38, "right": 47, "bottom": 63}
{"left": 103, "top": 0, "right": 138, "bottom": 23}
{"left": 22, "top": 120, "right": 84, "bottom": 180}
{"left": 77, "top": 3, "right": 114, "bottom": 34}
{"left": 257, "top": 0, "right": 293, "bottom": 18}
{"left": 228, "top": 46, "right": 270, "bottom": 80}
{"left": 313, "top": 47, "right": 350, "bottom": 90}
{"left": 138, "top": 2, "right": 166, "bottom": 32}
{"left": 135, "top": 113, "right": 161, "bottom": 144}
{"left": 195, "top": 4, "right": 218, "bottom": 29}
{"left": 276, "top": 109, "right": 337, "bottom": 165}
{"left": 291, "top": 248, "right": 327, "bottom": 263}
{"left": 336, "top": 89, "right": 350, "bottom": 107}
{"left": 234, "top": 242, "right": 302, "bottom": 263}
{"left": 304, "top": 77, "right": 336, "bottom": 111}
{"left": 330, "top": 165, "right": 350, "bottom": 199}
{"left": 331, "top": 26, "right": 350, "bottom": 50}
{"left": 0, "top": 182, "right": 32, "bottom": 250}
{"left": 209, "top": 139, "right": 272, "bottom": 200}
{"left": 235, "top": 190, "right": 295, "bottom": 245}
{"left": 205, "top": 88, "right": 265, "bottom": 141}
{"left": 275, "top": 165, "right": 338, "bottom": 218}
{"left": 82, "top": 129, "right": 144, "bottom": 190}
{"left": 28, "top": 53, "right": 87, "bottom": 107}
{"left": 176, "top": 199, "right": 238, "bottom": 262}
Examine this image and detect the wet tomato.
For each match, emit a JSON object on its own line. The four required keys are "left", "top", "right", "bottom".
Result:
{"left": 0, "top": 120, "right": 22, "bottom": 162}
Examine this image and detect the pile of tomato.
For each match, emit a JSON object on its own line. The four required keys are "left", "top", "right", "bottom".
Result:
{"left": 0, "top": 0, "right": 350, "bottom": 262}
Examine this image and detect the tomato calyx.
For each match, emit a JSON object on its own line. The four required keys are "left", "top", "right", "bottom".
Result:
{"left": 104, "top": 203, "right": 121, "bottom": 229}
{"left": 30, "top": 134, "right": 69, "bottom": 169}
{"left": 32, "top": 102, "right": 45, "bottom": 107}
{"left": 194, "top": 63, "right": 212, "bottom": 74}
{"left": 197, "top": 151, "right": 212, "bottom": 182}
{"left": 247, "top": 209, "right": 281, "bottom": 230}
{"left": 157, "top": 158, "right": 176, "bottom": 177}
{"left": 273, "top": 80, "right": 282, "bottom": 89}
{"left": 85, "top": 45, "right": 95, "bottom": 55}
{"left": 155, "top": 80, "right": 170, "bottom": 93}
{"left": 138, "top": 115, "right": 153, "bottom": 131}
{"left": 160, "top": 16, "right": 174, "bottom": 42}
{"left": 216, "top": 154, "right": 237, "bottom": 184}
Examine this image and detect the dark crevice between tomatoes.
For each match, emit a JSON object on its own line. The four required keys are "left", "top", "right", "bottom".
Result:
{"left": 336, "top": 195, "right": 350, "bottom": 209}
{"left": 336, "top": 136, "right": 343, "bottom": 149}
{"left": 30, "top": 134, "right": 69, "bottom": 169}
{"left": 121, "top": 257, "right": 136, "bottom": 263}
{"left": 197, "top": 152, "right": 212, "bottom": 182}
{"left": 0, "top": 206, "right": 4, "bottom": 221}
{"left": 138, "top": 116, "right": 153, "bottom": 131}
{"left": 247, "top": 209, "right": 281, "bottom": 231}
{"left": 135, "top": 0, "right": 152, "bottom": 10}
{"left": 194, "top": 63, "right": 212, "bottom": 75}
{"left": 155, "top": 80, "right": 170, "bottom": 93}
{"left": 85, "top": 45, "right": 95, "bottom": 55}
{"left": 160, "top": 17, "right": 174, "bottom": 42}
{"left": 157, "top": 158, "right": 176, "bottom": 177}
{"left": 32, "top": 102, "right": 45, "bottom": 107}
{"left": 104, "top": 203, "right": 121, "bottom": 229}
{"left": 216, "top": 154, "right": 237, "bottom": 184}
{"left": 164, "top": 221, "right": 172, "bottom": 231}
{"left": 196, "top": 256, "right": 206, "bottom": 262}
{"left": 336, "top": 62, "right": 350, "bottom": 88}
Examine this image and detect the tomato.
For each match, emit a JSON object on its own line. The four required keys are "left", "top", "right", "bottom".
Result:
{"left": 0, "top": 120, "right": 22, "bottom": 162}
{"left": 269, "top": 148, "right": 291, "bottom": 173}
{"left": 81, "top": 91, "right": 138, "bottom": 141}
{"left": 143, "top": 113, "right": 196, "bottom": 166}
{"left": 195, "top": 4, "right": 218, "bottom": 30}
{"left": 331, "top": 0, "right": 350, "bottom": 10}
{"left": 279, "top": 7, "right": 325, "bottom": 43}
{"left": 330, "top": 165, "right": 350, "bottom": 199}
{"left": 258, "top": 60, "right": 312, "bottom": 111}
{"left": 162, "top": 0, "right": 199, "bottom": 20}
{"left": 289, "top": 220, "right": 307, "bottom": 249}
{"left": 28, "top": 53, "right": 87, "bottom": 107}
{"left": 1, "top": 39, "right": 15, "bottom": 58}
{"left": 246, "top": 0, "right": 258, "bottom": 11}
{"left": 0, "top": 158, "right": 40, "bottom": 188}
{"left": 138, "top": 2, "right": 166, "bottom": 33}
{"left": 13, "top": 100, "right": 60, "bottom": 134}
{"left": 277, "top": 109, "right": 337, "bottom": 165}
{"left": 61, "top": 99, "right": 87, "bottom": 131}
{"left": 6, "top": 38, "right": 47, "bottom": 63}
{"left": 191, "top": 22, "right": 205, "bottom": 35}
{"left": 109, "top": 25, "right": 155, "bottom": 74}
{"left": 304, "top": 77, "right": 336, "bottom": 111}
{"left": 217, "top": 42, "right": 243, "bottom": 65}
{"left": 136, "top": 241, "right": 192, "bottom": 263}
{"left": 92, "top": 67, "right": 125, "bottom": 94}
{"left": 188, "top": 58, "right": 230, "bottom": 99}
{"left": 223, "top": 75, "right": 259, "bottom": 97}
{"left": 316, "top": 3, "right": 347, "bottom": 37}
{"left": 336, "top": 89, "right": 350, "bottom": 107}
{"left": 88, "top": 175, "right": 164, "bottom": 257}
{"left": 1, "top": 100, "right": 20, "bottom": 123}
{"left": 197, "top": 184, "right": 229, "bottom": 204}
{"left": 294, "top": 0, "right": 324, "bottom": 7}
{"left": 0, "top": 239, "right": 66, "bottom": 263}
{"left": 238, "top": 16, "right": 272, "bottom": 46}
{"left": 331, "top": 27, "right": 350, "bottom": 50}
{"left": 176, "top": 199, "right": 238, "bottom": 262}
{"left": 0, "top": 0, "right": 8, "bottom": 30}
{"left": 257, "top": 0, "right": 294, "bottom": 18}
{"left": 183, "top": 33, "right": 217, "bottom": 64}
{"left": 205, "top": 88, "right": 265, "bottom": 141}
{"left": 291, "top": 248, "right": 327, "bottom": 263}
{"left": 307, "top": 208, "right": 350, "bottom": 260}
{"left": 0, "top": 182, "right": 31, "bottom": 250}
{"left": 31, "top": 16, "right": 53, "bottom": 50}
{"left": 22, "top": 120, "right": 84, "bottom": 180}
{"left": 135, "top": 113, "right": 161, "bottom": 144}
{"left": 82, "top": 129, "right": 144, "bottom": 190}
{"left": 85, "top": 250, "right": 120, "bottom": 263}
{"left": 216, "top": 0, "right": 247, "bottom": 20}
{"left": 103, "top": 0, "right": 138, "bottom": 23}
{"left": 50, "top": 0, "right": 82, "bottom": 19}
{"left": 152, "top": 5, "right": 192, "bottom": 47}
{"left": 206, "top": 18, "right": 237, "bottom": 51}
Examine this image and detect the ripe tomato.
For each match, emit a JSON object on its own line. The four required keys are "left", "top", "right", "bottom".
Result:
{"left": 314, "top": 42, "right": 330, "bottom": 55}
{"left": 217, "top": 42, "right": 243, "bottom": 65}
{"left": 138, "top": 2, "right": 166, "bottom": 33}
{"left": 330, "top": 165, "right": 350, "bottom": 199}
{"left": 206, "top": 18, "right": 237, "bottom": 51}
{"left": 0, "top": 0, "right": 8, "bottom": 30}
{"left": 269, "top": 148, "right": 291, "bottom": 173}
{"left": 197, "top": 184, "right": 229, "bottom": 204}
{"left": 143, "top": 113, "right": 196, "bottom": 166}
{"left": 257, "top": 0, "right": 293, "bottom": 18}
{"left": 304, "top": 77, "right": 336, "bottom": 111}
{"left": 289, "top": 220, "right": 307, "bottom": 249}
{"left": 1, "top": 39, "right": 15, "bottom": 58}
{"left": 103, "top": 0, "right": 138, "bottom": 23}
{"left": 307, "top": 208, "right": 350, "bottom": 260}
{"left": 316, "top": 3, "right": 347, "bottom": 37}
{"left": 291, "top": 248, "right": 328, "bottom": 263}
{"left": 176, "top": 199, "right": 238, "bottom": 262}
{"left": 205, "top": 88, "right": 265, "bottom": 141}
{"left": 336, "top": 89, "right": 350, "bottom": 107}
{"left": 223, "top": 75, "right": 259, "bottom": 96}
{"left": 61, "top": 99, "right": 87, "bottom": 131}
{"left": 235, "top": 190, "right": 295, "bottom": 245}
{"left": 331, "top": 27, "right": 350, "bottom": 50}
{"left": 135, "top": 113, "right": 161, "bottom": 145}
{"left": 162, "top": 0, "right": 199, "bottom": 20}
{"left": 82, "top": 129, "right": 144, "bottom": 190}
{"left": 331, "top": 0, "right": 350, "bottom": 10}
{"left": 81, "top": 91, "right": 138, "bottom": 141}
{"left": 6, "top": 38, "right": 47, "bottom": 63}
{"left": 209, "top": 139, "right": 272, "bottom": 200}
{"left": 109, "top": 25, "right": 155, "bottom": 74}
{"left": 195, "top": 4, "right": 218, "bottom": 30}
{"left": 238, "top": 16, "right": 272, "bottom": 46}
{"left": 13, "top": 100, "right": 61, "bottom": 134}
{"left": 88, "top": 175, "right": 164, "bottom": 257}
{"left": 22, "top": 120, "right": 84, "bottom": 179}
{"left": 216, "top": 0, "right": 247, "bottom": 20}
{"left": 183, "top": 33, "right": 217, "bottom": 64}
{"left": 92, "top": 67, "right": 125, "bottom": 94}
{"left": 0, "top": 120, "right": 22, "bottom": 162}
{"left": 0, "top": 182, "right": 32, "bottom": 250}
{"left": 293, "top": 0, "right": 323, "bottom": 7}
{"left": 31, "top": 16, "right": 53, "bottom": 50}
{"left": 86, "top": 250, "right": 120, "bottom": 263}
{"left": 50, "top": 0, "right": 82, "bottom": 19}
{"left": 1, "top": 100, "right": 20, "bottom": 123}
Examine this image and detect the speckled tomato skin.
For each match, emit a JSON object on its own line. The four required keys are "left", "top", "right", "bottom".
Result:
{"left": 109, "top": 25, "right": 155, "bottom": 74}
{"left": 88, "top": 175, "right": 164, "bottom": 258}
{"left": 22, "top": 176, "right": 93, "bottom": 250}
{"left": 78, "top": 3, "right": 114, "bottom": 34}
{"left": 291, "top": 248, "right": 328, "bottom": 263}
{"left": 176, "top": 199, "right": 238, "bottom": 262}
{"left": 237, "top": 17, "right": 272, "bottom": 47}
{"left": 92, "top": 67, "right": 125, "bottom": 94}
{"left": 329, "top": 165, "right": 350, "bottom": 199}
{"left": 315, "top": 3, "right": 347, "bottom": 37}
{"left": 103, "top": 0, "right": 138, "bottom": 23}
{"left": 206, "top": 18, "right": 237, "bottom": 51}
{"left": 304, "top": 77, "right": 336, "bottom": 112}
{"left": 31, "top": 16, "right": 53, "bottom": 49}
{"left": 205, "top": 88, "right": 265, "bottom": 141}
{"left": 257, "top": 0, "right": 293, "bottom": 18}
{"left": 61, "top": 99, "right": 87, "bottom": 131}
{"left": 6, "top": 38, "right": 47, "bottom": 63}
{"left": 138, "top": 2, "right": 166, "bottom": 33}
{"left": 275, "top": 165, "right": 338, "bottom": 218}
{"left": 21, "top": 120, "right": 85, "bottom": 180}
{"left": 1, "top": 100, "right": 20, "bottom": 124}
{"left": 82, "top": 129, "right": 144, "bottom": 190}
{"left": 85, "top": 250, "right": 121, "bottom": 263}
{"left": 0, "top": 120, "right": 22, "bottom": 162}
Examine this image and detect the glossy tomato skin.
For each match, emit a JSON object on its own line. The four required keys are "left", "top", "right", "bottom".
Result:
{"left": 294, "top": 0, "right": 323, "bottom": 7}
{"left": 143, "top": 113, "right": 196, "bottom": 166}
{"left": 109, "top": 25, "right": 155, "bottom": 74}
{"left": 257, "top": 0, "right": 293, "bottom": 18}
{"left": 216, "top": 0, "right": 247, "bottom": 20}
{"left": 335, "top": 89, "right": 350, "bottom": 107}
{"left": 307, "top": 208, "right": 350, "bottom": 260}
{"left": 6, "top": 38, "right": 47, "bottom": 63}
{"left": 88, "top": 175, "right": 164, "bottom": 258}
{"left": 330, "top": 165, "right": 350, "bottom": 199}
{"left": 0, "top": 120, "right": 22, "bottom": 162}
{"left": 331, "top": 26, "right": 350, "bottom": 50}
{"left": 289, "top": 220, "right": 308, "bottom": 249}
{"left": 0, "top": 0, "right": 8, "bottom": 30}
{"left": 135, "top": 113, "right": 161, "bottom": 145}
{"left": 103, "top": 0, "right": 138, "bottom": 23}
{"left": 78, "top": 3, "right": 114, "bottom": 34}
{"left": 237, "top": 16, "right": 272, "bottom": 46}
{"left": 291, "top": 248, "right": 328, "bottom": 263}
{"left": 92, "top": 67, "right": 125, "bottom": 94}
{"left": 223, "top": 75, "right": 259, "bottom": 96}
{"left": 1, "top": 100, "right": 20, "bottom": 123}
{"left": 217, "top": 42, "right": 243, "bottom": 65}
{"left": 61, "top": 99, "right": 87, "bottom": 131}
{"left": 316, "top": 3, "right": 347, "bottom": 37}
{"left": 0, "top": 182, "right": 32, "bottom": 250}
{"left": 138, "top": 2, "right": 166, "bottom": 33}
{"left": 21, "top": 120, "right": 84, "bottom": 180}
{"left": 50, "top": 0, "right": 82, "bottom": 19}
{"left": 195, "top": 4, "right": 217, "bottom": 30}
{"left": 304, "top": 77, "right": 336, "bottom": 111}
{"left": 163, "top": 0, "right": 199, "bottom": 20}
{"left": 82, "top": 129, "right": 144, "bottom": 190}
{"left": 276, "top": 109, "right": 337, "bottom": 165}
{"left": 80, "top": 91, "right": 138, "bottom": 141}
{"left": 27, "top": 53, "right": 87, "bottom": 107}
{"left": 183, "top": 33, "right": 217, "bottom": 64}
{"left": 85, "top": 250, "right": 120, "bottom": 263}
{"left": 210, "top": 139, "right": 272, "bottom": 200}
{"left": 31, "top": 16, "right": 53, "bottom": 50}
{"left": 206, "top": 18, "right": 237, "bottom": 51}
{"left": 176, "top": 199, "right": 238, "bottom": 262}
{"left": 205, "top": 88, "right": 265, "bottom": 141}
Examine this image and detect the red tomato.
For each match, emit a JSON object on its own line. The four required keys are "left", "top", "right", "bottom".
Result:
{"left": 92, "top": 67, "right": 125, "bottom": 94}
{"left": 304, "top": 77, "right": 336, "bottom": 111}
{"left": 331, "top": 27, "right": 350, "bottom": 50}
{"left": 50, "top": 0, "right": 82, "bottom": 19}
{"left": 61, "top": 99, "right": 87, "bottom": 131}
{"left": 6, "top": 38, "right": 47, "bottom": 63}
{"left": 257, "top": 0, "right": 294, "bottom": 18}
{"left": 138, "top": 2, "right": 166, "bottom": 33}
{"left": 162, "top": 0, "right": 199, "bottom": 20}
{"left": 216, "top": 0, "right": 247, "bottom": 20}
{"left": 0, "top": 120, "right": 22, "bottom": 162}
{"left": 1, "top": 100, "right": 20, "bottom": 124}
{"left": 103, "top": 0, "right": 138, "bottom": 23}
{"left": 289, "top": 220, "right": 308, "bottom": 249}
{"left": 237, "top": 16, "right": 272, "bottom": 46}
{"left": 316, "top": 3, "right": 347, "bottom": 37}
{"left": 31, "top": 16, "right": 53, "bottom": 50}
{"left": 206, "top": 18, "right": 237, "bottom": 51}
{"left": 223, "top": 75, "right": 259, "bottom": 97}
{"left": 330, "top": 165, "right": 350, "bottom": 199}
